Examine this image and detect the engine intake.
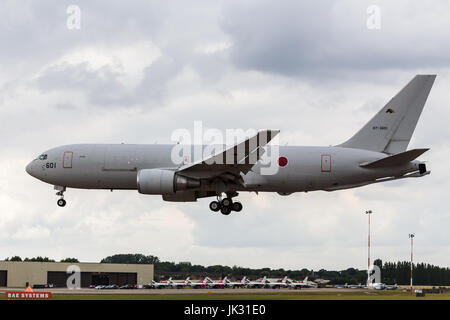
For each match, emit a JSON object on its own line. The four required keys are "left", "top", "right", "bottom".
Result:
{"left": 137, "top": 169, "right": 200, "bottom": 195}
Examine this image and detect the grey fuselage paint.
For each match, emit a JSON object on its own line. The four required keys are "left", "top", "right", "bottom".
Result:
{"left": 26, "top": 144, "right": 422, "bottom": 194}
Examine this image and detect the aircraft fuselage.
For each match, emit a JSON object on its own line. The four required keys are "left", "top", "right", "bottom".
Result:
{"left": 26, "top": 143, "right": 422, "bottom": 194}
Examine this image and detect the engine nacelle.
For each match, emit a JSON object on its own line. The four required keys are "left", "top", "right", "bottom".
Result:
{"left": 137, "top": 169, "right": 200, "bottom": 195}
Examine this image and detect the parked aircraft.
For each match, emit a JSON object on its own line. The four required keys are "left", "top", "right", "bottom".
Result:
{"left": 368, "top": 282, "right": 398, "bottom": 290}
{"left": 288, "top": 276, "right": 312, "bottom": 289}
{"left": 245, "top": 276, "right": 267, "bottom": 288}
{"left": 369, "top": 282, "right": 386, "bottom": 290}
{"left": 186, "top": 277, "right": 209, "bottom": 289}
{"left": 348, "top": 283, "right": 364, "bottom": 289}
{"left": 334, "top": 283, "right": 348, "bottom": 289}
{"left": 264, "top": 276, "right": 289, "bottom": 289}
{"left": 26, "top": 75, "right": 435, "bottom": 215}
{"left": 151, "top": 278, "right": 172, "bottom": 289}
{"left": 168, "top": 277, "right": 189, "bottom": 289}
{"left": 205, "top": 276, "right": 228, "bottom": 289}
{"left": 225, "top": 276, "right": 247, "bottom": 288}
{"left": 385, "top": 284, "right": 398, "bottom": 290}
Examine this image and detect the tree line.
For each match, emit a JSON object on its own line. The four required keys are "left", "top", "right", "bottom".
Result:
{"left": 4, "top": 254, "right": 450, "bottom": 285}
{"left": 100, "top": 254, "right": 450, "bottom": 285}
{"left": 4, "top": 256, "right": 79, "bottom": 263}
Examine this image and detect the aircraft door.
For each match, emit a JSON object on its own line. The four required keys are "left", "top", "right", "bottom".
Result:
{"left": 63, "top": 151, "right": 73, "bottom": 168}
{"left": 321, "top": 154, "right": 331, "bottom": 172}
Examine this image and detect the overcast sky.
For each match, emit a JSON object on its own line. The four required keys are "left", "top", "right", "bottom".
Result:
{"left": 1, "top": 0, "right": 449, "bottom": 272}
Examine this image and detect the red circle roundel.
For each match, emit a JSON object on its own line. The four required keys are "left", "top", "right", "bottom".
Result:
{"left": 278, "top": 156, "right": 288, "bottom": 167}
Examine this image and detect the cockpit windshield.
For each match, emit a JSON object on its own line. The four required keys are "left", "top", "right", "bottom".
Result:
{"left": 38, "top": 154, "right": 48, "bottom": 160}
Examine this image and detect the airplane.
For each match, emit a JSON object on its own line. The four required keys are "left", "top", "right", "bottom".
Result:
{"left": 334, "top": 283, "right": 348, "bottom": 289}
{"left": 151, "top": 277, "right": 172, "bottom": 289}
{"left": 245, "top": 276, "right": 267, "bottom": 288}
{"left": 288, "top": 276, "right": 312, "bottom": 289}
{"left": 205, "top": 276, "right": 228, "bottom": 289}
{"left": 367, "top": 282, "right": 398, "bottom": 290}
{"left": 348, "top": 283, "right": 364, "bottom": 289}
{"left": 263, "top": 276, "right": 289, "bottom": 289}
{"left": 369, "top": 282, "right": 386, "bottom": 290}
{"left": 186, "top": 277, "right": 209, "bottom": 289}
{"left": 385, "top": 284, "right": 398, "bottom": 290}
{"left": 168, "top": 277, "right": 189, "bottom": 289}
{"left": 25, "top": 75, "right": 435, "bottom": 215}
{"left": 225, "top": 276, "right": 247, "bottom": 288}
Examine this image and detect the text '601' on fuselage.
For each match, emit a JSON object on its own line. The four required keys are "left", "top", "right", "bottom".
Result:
{"left": 26, "top": 75, "right": 435, "bottom": 215}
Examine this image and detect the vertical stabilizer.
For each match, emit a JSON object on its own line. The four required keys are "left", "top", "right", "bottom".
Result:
{"left": 339, "top": 75, "right": 436, "bottom": 154}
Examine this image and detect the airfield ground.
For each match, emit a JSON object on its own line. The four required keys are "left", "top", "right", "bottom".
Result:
{"left": 1, "top": 288, "right": 450, "bottom": 300}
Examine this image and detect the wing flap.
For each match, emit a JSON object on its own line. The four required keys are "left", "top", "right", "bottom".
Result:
{"left": 177, "top": 129, "right": 279, "bottom": 178}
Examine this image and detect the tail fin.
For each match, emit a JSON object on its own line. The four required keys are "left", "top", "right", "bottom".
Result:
{"left": 303, "top": 276, "right": 308, "bottom": 283}
{"left": 282, "top": 276, "right": 288, "bottom": 283}
{"left": 339, "top": 75, "right": 436, "bottom": 154}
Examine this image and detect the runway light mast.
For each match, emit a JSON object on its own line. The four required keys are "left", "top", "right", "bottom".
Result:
{"left": 366, "top": 210, "right": 373, "bottom": 288}
{"left": 409, "top": 233, "right": 415, "bottom": 295}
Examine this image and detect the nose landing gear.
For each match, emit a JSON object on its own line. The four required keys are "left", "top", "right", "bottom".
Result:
{"left": 55, "top": 186, "right": 66, "bottom": 207}
{"left": 209, "top": 194, "right": 243, "bottom": 215}
{"left": 57, "top": 198, "right": 66, "bottom": 207}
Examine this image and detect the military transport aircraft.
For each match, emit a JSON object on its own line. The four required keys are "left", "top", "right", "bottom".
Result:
{"left": 26, "top": 75, "right": 435, "bottom": 215}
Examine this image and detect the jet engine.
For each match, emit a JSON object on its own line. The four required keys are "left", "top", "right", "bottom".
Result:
{"left": 137, "top": 169, "right": 200, "bottom": 195}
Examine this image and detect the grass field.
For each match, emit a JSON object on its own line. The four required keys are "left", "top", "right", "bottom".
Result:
{"left": 2, "top": 290, "right": 450, "bottom": 300}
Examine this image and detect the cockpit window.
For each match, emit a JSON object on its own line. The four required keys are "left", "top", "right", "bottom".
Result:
{"left": 38, "top": 154, "right": 48, "bottom": 160}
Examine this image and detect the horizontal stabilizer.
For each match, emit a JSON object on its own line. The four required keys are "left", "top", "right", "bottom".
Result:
{"left": 360, "top": 148, "right": 429, "bottom": 168}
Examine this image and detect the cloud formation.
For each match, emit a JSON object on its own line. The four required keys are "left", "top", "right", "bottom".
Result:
{"left": 0, "top": 1, "right": 449, "bottom": 271}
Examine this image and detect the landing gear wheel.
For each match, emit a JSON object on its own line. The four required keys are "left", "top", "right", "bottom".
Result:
{"left": 232, "top": 201, "right": 243, "bottom": 212}
{"left": 221, "top": 198, "right": 232, "bottom": 207}
{"left": 209, "top": 201, "right": 221, "bottom": 212}
{"left": 220, "top": 206, "right": 232, "bottom": 215}
{"left": 57, "top": 199, "right": 66, "bottom": 207}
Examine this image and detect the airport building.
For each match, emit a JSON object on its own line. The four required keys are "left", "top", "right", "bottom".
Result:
{"left": 0, "top": 261, "right": 153, "bottom": 288}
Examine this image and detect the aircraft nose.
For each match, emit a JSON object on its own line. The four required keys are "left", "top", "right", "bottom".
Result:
{"left": 26, "top": 161, "right": 34, "bottom": 176}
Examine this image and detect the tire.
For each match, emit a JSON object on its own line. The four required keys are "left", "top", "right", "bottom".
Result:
{"left": 220, "top": 206, "right": 232, "bottom": 215}
{"left": 232, "top": 201, "right": 243, "bottom": 212}
{"left": 221, "top": 198, "right": 232, "bottom": 207}
{"left": 209, "top": 201, "right": 221, "bottom": 212}
{"left": 57, "top": 199, "right": 66, "bottom": 207}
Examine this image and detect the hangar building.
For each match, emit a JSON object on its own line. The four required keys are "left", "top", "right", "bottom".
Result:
{"left": 0, "top": 261, "right": 153, "bottom": 288}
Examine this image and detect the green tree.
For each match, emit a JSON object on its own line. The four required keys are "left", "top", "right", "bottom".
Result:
{"left": 60, "top": 258, "right": 79, "bottom": 263}
{"left": 6, "top": 256, "right": 22, "bottom": 261}
{"left": 101, "top": 254, "right": 160, "bottom": 265}
{"left": 24, "top": 256, "right": 55, "bottom": 262}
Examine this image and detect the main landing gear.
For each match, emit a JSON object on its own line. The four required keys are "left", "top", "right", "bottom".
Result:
{"left": 55, "top": 186, "right": 66, "bottom": 207}
{"left": 209, "top": 194, "right": 243, "bottom": 215}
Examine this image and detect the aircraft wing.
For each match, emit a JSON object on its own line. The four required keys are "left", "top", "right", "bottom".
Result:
{"left": 176, "top": 129, "right": 279, "bottom": 182}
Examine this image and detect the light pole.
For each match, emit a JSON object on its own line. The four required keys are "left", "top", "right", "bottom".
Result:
{"left": 366, "top": 210, "right": 373, "bottom": 288}
{"left": 409, "top": 233, "right": 415, "bottom": 295}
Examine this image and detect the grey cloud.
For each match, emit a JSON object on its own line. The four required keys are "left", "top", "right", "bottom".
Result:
{"left": 220, "top": 0, "right": 450, "bottom": 77}
{"left": 37, "top": 62, "right": 133, "bottom": 106}
{"left": 136, "top": 56, "right": 183, "bottom": 104}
